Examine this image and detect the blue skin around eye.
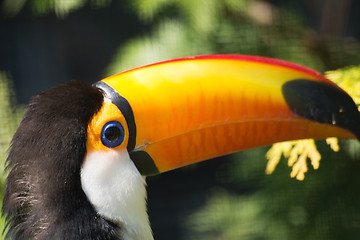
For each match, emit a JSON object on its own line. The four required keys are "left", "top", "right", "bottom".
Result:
{"left": 101, "top": 121, "right": 125, "bottom": 148}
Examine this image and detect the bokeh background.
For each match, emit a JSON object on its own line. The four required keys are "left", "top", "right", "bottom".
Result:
{"left": 1, "top": 0, "right": 360, "bottom": 239}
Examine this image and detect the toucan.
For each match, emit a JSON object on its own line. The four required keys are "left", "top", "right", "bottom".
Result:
{"left": 3, "top": 55, "right": 360, "bottom": 240}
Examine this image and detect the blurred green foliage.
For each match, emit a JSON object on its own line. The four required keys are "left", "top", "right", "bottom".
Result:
{"left": 0, "top": 73, "right": 24, "bottom": 239}
{"left": 107, "top": 0, "right": 360, "bottom": 75}
{"left": 184, "top": 140, "right": 360, "bottom": 239}
{"left": 1, "top": 0, "right": 111, "bottom": 18}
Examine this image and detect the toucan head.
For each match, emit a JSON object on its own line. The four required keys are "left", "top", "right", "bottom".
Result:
{"left": 3, "top": 55, "right": 360, "bottom": 240}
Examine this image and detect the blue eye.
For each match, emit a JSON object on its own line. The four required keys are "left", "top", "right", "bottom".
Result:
{"left": 101, "top": 121, "right": 125, "bottom": 148}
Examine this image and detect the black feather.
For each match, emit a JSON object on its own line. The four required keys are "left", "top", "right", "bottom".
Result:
{"left": 3, "top": 80, "right": 121, "bottom": 240}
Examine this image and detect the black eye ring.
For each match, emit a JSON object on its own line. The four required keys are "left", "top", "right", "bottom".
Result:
{"left": 101, "top": 121, "right": 125, "bottom": 148}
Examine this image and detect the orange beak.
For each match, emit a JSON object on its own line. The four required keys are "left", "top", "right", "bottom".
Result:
{"left": 94, "top": 55, "right": 360, "bottom": 175}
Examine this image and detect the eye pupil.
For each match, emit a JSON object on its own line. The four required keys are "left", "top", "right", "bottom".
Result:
{"left": 101, "top": 121, "right": 125, "bottom": 148}
{"left": 105, "top": 126, "right": 121, "bottom": 141}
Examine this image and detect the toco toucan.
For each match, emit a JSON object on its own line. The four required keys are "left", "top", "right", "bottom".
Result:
{"left": 3, "top": 55, "right": 360, "bottom": 240}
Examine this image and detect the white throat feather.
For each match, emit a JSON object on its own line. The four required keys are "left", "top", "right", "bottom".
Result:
{"left": 81, "top": 150, "right": 153, "bottom": 240}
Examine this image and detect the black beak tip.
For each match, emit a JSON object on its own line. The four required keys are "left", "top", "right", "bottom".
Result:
{"left": 282, "top": 79, "right": 360, "bottom": 140}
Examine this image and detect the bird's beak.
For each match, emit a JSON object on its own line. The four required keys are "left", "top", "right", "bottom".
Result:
{"left": 95, "top": 55, "right": 360, "bottom": 176}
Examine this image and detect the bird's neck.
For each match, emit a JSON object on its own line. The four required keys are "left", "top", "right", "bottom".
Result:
{"left": 3, "top": 153, "right": 123, "bottom": 239}
{"left": 81, "top": 150, "right": 153, "bottom": 240}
